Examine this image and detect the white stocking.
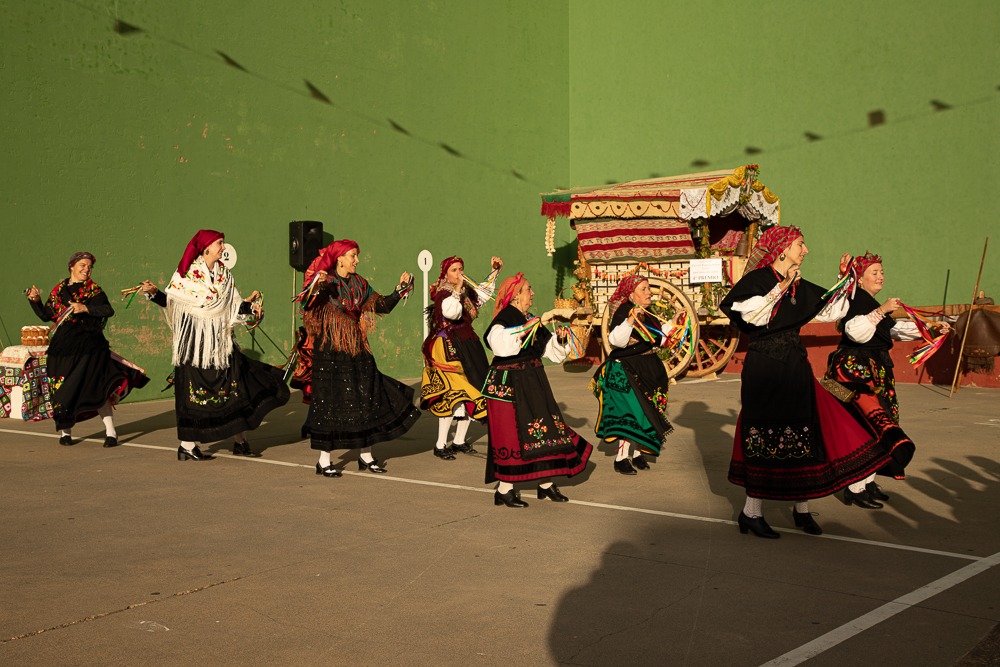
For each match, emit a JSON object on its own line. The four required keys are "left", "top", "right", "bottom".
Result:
{"left": 453, "top": 418, "right": 471, "bottom": 446}
{"left": 98, "top": 402, "right": 116, "bottom": 437}
{"left": 497, "top": 481, "right": 514, "bottom": 494}
{"left": 615, "top": 440, "right": 630, "bottom": 462}
{"left": 848, "top": 479, "right": 868, "bottom": 493}
{"left": 360, "top": 447, "right": 375, "bottom": 464}
{"left": 743, "top": 496, "right": 763, "bottom": 518}
{"left": 794, "top": 501, "right": 809, "bottom": 514}
{"left": 180, "top": 441, "right": 196, "bottom": 452}
{"left": 435, "top": 417, "right": 454, "bottom": 449}
{"left": 318, "top": 451, "right": 331, "bottom": 467}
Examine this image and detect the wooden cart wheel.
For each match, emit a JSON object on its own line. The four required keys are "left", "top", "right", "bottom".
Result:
{"left": 685, "top": 324, "right": 739, "bottom": 378}
{"left": 600, "top": 277, "right": 699, "bottom": 379}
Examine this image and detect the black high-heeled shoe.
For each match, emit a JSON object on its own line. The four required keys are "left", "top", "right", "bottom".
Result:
{"left": 233, "top": 440, "right": 262, "bottom": 458}
{"left": 631, "top": 454, "right": 650, "bottom": 470}
{"left": 866, "top": 482, "right": 890, "bottom": 501}
{"left": 792, "top": 510, "right": 823, "bottom": 535}
{"left": 358, "top": 457, "right": 387, "bottom": 473}
{"left": 737, "top": 512, "right": 780, "bottom": 539}
{"left": 433, "top": 445, "right": 456, "bottom": 460}
{"left": 614, "top": 459, "right": 637, "bottom": 475}
{"left": 494, "top": 490, "right": 528, "bottom": 508}
{"left": 59, "top": 435, "right": 74, "bottom": 446}
{"left": 103, "top": 436, "right": 119, "bottom": 448}
{"left": 177, "top": 445, "right": 214, "bottom": 461}
{"left": 843, "top": 487, "right": 883, "bottom": 509}
{"left": 451, "top": 441, "right": 474, "bottom": 454}
{"left": 315, "top": 462, "right": 342, "bottom": 478}
{"left": 537, "top": 484, "right": 569, "bottom": 502}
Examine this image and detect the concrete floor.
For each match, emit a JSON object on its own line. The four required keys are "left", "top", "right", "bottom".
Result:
{"left": 1, "top": 369, "right": 998, "bottom": 666}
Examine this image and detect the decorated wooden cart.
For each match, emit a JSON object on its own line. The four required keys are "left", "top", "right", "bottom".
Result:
{"left": 541, "top": 165, "right": 781, "bottom": 378}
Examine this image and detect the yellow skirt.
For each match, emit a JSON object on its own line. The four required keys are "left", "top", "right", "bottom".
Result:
{"left": 419, "top": 338, "right": 488, "bottom": 420}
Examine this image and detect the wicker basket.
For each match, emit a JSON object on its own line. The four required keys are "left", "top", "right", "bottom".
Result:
{"left": 554, "top": 287, "right": 579, "bottom": 311}
{"left": 568, "top": 323, "right": 592, "bottom": 360}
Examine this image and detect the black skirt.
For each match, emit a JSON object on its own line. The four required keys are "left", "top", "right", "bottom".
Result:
{"left": 174, "top": 351, "right": 290, "bottom": 442}
{"left": 309, "top": 349, "right": 420, "bottom": 451}
{"left": 47, "top": 327, "right": 149, "bottom": 431}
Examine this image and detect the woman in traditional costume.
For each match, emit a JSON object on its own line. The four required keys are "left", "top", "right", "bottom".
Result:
{"left": 719, "top": 226, "right": 892, "bottom": 538}
{"left": 26, "top": 252, "right": 149, "bottom": 447}
{"left": 826, "top": 252, "right": 949, "bottom": 508}
{"left": 592, "top": 274, "right": 674, "bottom": 475}
{"left": 482, "top": 273, "right": 593, "bottom": 507}
{"left": 419, "top": 255, "right": 501, "bottom": 460}
{"left": 301, "top": 239, "right": 420, "bottom": 477}
{"left": 162, "top": 230, "right": 289, "bottom": 460}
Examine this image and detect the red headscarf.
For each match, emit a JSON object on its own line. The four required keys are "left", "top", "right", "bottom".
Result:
{"left": 494, "top": 273, "right": 525, "bottom": 317}
{"left": 429, "top": 255, "right": 464, "bottom": 298}
{"left": 176, "top": 230, "right": 224, "bottom": 275}
{"left": 606, "top": 273, "right": 648, "bottom": 321}
{"left": 746, "top": 225, "right": 803, "bottom": 272}
{"left": 850, "top": 251, "right": 883, "bottom": 278}
{"left": 303, "top": 239, "right": 360, "bottom": 288}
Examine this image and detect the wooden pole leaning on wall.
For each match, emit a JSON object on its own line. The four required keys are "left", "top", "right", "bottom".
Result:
{"left": 949, "top": 237, "right": 989, "bottom": 398}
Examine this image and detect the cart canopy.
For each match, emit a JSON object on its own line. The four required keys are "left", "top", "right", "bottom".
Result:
{"left": 541, "top": 165, "right": 780, "bottom": 262}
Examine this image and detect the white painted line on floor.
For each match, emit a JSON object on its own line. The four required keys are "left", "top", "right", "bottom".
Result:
{"left": 0, "top": 428, "right": 985, "bottom": 563}
{"left": 760, "top": 550, "right": 1000, "bottom": 666}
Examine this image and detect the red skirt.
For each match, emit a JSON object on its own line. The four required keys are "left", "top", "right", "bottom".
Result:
{"left": 485, "top": 398, "right": 592, "bottom": 483}
{"left": 729, "top": 379, "right": 891, "bottom": 500}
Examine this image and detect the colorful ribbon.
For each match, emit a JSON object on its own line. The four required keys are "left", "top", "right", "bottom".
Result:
{"left": 245, "top": 292, "right": 264, "bottom": 331}
{"left": 292, "top": 273, "right": 323, "bottom": 306}
{"left": 899, "top": 301, "right": 950, "bottom": 368}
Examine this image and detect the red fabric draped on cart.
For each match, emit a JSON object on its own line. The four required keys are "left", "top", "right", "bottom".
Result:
{"left": 574, "top": 219, "right": 695, "bottom": 262}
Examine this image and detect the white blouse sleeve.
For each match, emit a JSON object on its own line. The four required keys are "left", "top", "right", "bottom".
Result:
{"left": 729, "top": 283, "right": 784, "bottom": 326}
{"left": 440, "top": 292, "right": 464, "bottom": 321}
{"left": 813, "top": 293, "right": 851, "bottom": 323}
{"left": 890, "top": 320, "right": 923, "bottom": 341}
{"left": 543, "top": 334, "right": 570, "bottom": 363}
{"left": 607, "top": 319, "right": 634, "bottom": 348}
{"left": 486, "top": 324, "right": 523, "bottom": 357}
{"left": 844, "top": 313, "right": 878, "bottom": 343}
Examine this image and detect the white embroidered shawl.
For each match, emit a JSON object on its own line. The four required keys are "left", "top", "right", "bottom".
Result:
{"left": 165, "top": 257, "right": 245, "bottom": 369}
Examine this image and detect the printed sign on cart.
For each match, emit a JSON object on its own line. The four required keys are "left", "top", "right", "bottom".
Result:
{"left": 688, "top": 258, "right": 724, "bottom": 284}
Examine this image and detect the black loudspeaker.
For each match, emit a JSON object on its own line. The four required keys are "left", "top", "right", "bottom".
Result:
{"left": 289, "top": 220, "right": 324, "bottom": 271}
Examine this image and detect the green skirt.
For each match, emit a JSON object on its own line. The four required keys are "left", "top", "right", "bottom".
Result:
{"left": 593, "top": 356, "right": 672, "bottom": 455}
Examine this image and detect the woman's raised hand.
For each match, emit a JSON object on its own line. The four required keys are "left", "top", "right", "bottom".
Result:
{"left": 25, "top": 285, "right": 40, "bottom": 302}
{"left": 880, "top": 297, "right": 901, "bottom": 314}
{"left": 839, "top": 253, "right": 853, "bottom": 277}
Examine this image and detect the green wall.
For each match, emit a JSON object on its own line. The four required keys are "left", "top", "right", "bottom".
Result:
{"left": 568, "top": 0, "right": 999, "bottom": 301}
{"left": 2, "top": 0, "right": 997, "bottom": 402}
{"left": 0, "top": 0, "right": 571, "bottom": 389}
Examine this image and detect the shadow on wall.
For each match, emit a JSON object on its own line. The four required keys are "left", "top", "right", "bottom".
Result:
{"left": 550, "top": 240, "right": 579, "bottom": 304}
